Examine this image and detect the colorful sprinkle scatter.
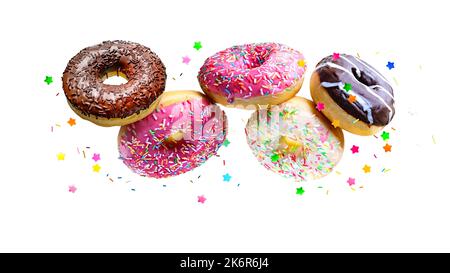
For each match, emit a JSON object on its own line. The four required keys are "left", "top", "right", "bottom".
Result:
{"left": 245, "top": 104, "right": 343, "bottom": 180}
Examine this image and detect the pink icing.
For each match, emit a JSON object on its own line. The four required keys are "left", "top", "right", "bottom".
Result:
{"left": 118, "top": 96, "right": 227, "bottom": 178}
{"left": 198, "top": 43, "right": 306, "bottom": 103}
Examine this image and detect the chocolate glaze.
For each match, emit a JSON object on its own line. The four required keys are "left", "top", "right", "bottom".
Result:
{"left": 62, "top": 40, "right": 166, "bottom": 119}
{"left": 315, "top": 54, "right": 394, "bottom": 126}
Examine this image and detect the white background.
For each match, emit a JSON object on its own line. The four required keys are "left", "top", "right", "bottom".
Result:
{"left": 0, "top": 0, "right": 449, "bottom": 252}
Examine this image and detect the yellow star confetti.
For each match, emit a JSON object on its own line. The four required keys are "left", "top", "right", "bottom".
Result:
{"left": 332, "top": 119, "right": 340, "bottom": 128}
{"left": 92, "top": 164, "right": 101, "bottom": 172}
{"left": 57, "top": 153, "right": 65, "bottom": 161}
{"left": 362, "top": 164, "right": 371, "bottom": 173}
{"left": 297, "top": 59, "right": 306, "bottom": 68}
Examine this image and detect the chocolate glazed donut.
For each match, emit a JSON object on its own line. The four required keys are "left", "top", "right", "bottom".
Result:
{"left": 62, "top": 40, "right": 167, "bottom": 127}
{"left": 310, "top": 54, "right": 395, "bottom": 136}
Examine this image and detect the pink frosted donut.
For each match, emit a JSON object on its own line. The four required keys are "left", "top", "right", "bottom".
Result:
{"left": 118, "top": 91, "right": 227, "bottom": 178}
{"left": 198, "top": 43, "right": 306, "bottom": 107}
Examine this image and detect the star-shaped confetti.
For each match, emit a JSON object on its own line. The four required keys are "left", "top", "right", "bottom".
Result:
{"left": 332, "top": 52, "right": 340, "bottom": 61}
{"left": 297, "top": 59, "right": 306, "bottom": 67}
{"left": 343, "top": 83, "right": 352, "bottom": 92}
{"left": 193, "top": 41, "right": 202, "bottom": 51}
{"left": 68, "top": 185, "right": 77, "bottom": 193}
{"left": 348, "top": 95, "right": 357, "bottom": 103}
{"left": 44, "top": 76, "right": 53, "bottom": 85}
{"left": 347, "top": 177, "right": 356, "bottom": 186}
{"left": 223, "top": 173, "right": 232, "bottom": 182}
{"left": 67, "top": 118, "right": 76, "bottom": 126}
{"left": 316, "top": 102, "right": 325, "bottom": 111}
{"left": 223, "top": 139, "right": 230, "bottom": 147}
{"left": 92, "top": 153, "right": 101, "bottom": 162}
{"left": 270, "top": 153, "right": 279, "bottom": 162}
{"left": 386, "top": 61, "right": 395, "bottom": 70}
{"left": 57, "top": 152, "right": 65, "bottom": 161}
{"left": 182, "top": 56, "right": 191, "bottom": 64}
{"left": 383, "top": 143, "right": 392, "bottom": 152}
{"left": 350, "top": 145, "right": 359, "bottom": 154}
{"left": 380, "top": 131, "right": 390, "bottom": 141}
{"left": 92, "top": 164, "right": 101, "bottom": 172}
{"left": 197, "top": 195, "right": 207, "bottom": 204}
{"left": 362, "top": 164, "right": 371, "bottom": 173}
{"left": 296, "top": 187, "right": 305, "bottom": 195}
{"left": 332, "top": 119, "right": 340, "bottom": 128}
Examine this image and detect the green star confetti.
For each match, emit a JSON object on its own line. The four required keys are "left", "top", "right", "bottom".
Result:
{"left": 343, "top": 83, "right": 352, "bottom": 92}
{"left": 44, "top": 76, "right": 53, "bottom": 85}
{"left": 193, "top": 41, "right": 202, "bottom": 51}
{"left": 381, "top": 131, "right": 390, "bottom": 141}
{"left": 270, "top": 153, "right": 279, "bottom": 162}
{"left": 296, "top": 187, "right": 305, "bottom": 195}
{"left": 223, "top": 139, "right": 230, "bottom": 147}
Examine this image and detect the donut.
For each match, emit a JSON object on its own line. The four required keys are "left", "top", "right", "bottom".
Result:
{"left": 118, "top": 91, "right": 227, "bottom": 178}
{"left": 198, "top": 43, "right": 306, "bottom": 107}
{"left": 62, "top": 40, "right": 166, "bottom": 127}
{"left": 310, "top": 54, "right": 395, "bottom": 136}
{"left": 245, "top": 97, "right": 344, "bottom": 181}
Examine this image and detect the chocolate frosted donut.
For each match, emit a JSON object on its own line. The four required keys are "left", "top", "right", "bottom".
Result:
{"left": 62, "top": 40, "right": 166, "bottom": 127}
{"left": 310, "top": 54, "right": 395, "bottom": 136}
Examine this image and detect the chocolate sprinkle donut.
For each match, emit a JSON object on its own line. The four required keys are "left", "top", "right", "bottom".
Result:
{"left": 314, "top": 54, "right": 394, "bottom": 126}
{"left": 62, "top": 40, "right": 166, "bottom": 119}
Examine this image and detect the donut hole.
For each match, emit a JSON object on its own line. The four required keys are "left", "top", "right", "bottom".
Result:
{"left": 101, "top": 66, "right": 129, "bottom": 85}
{"left": 243, "top": 46, "right": 272, "bottom": 69}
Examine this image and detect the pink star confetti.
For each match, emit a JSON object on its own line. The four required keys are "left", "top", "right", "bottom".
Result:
{"left": 350, "top": 145, "right": 359, "bottom": 154}
{"left": 197, "top": 195, "right": 207, "bottom": 204}
{"left": 332, "top": 52, "right": 340, "bottom": 60}
{"left": 68, "top": 185, "right": 77, "bottom": 193}
{"left": 92, "top": 153, "right": 101, "bottom": 162}
{"left": 316, "top": 102, "right": 325, "bottom": 111}
{"left": 347, "top": 177, "right": 356, "bottom": 186}
{"left": 182, "top": 56, "right": 191, "bottom": 64}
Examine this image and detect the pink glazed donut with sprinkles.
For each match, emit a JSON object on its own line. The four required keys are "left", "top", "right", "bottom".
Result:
{"left": 118, "top": 91, "right": 227, "bottom": 178}
{"left": 198, "top": 43, "right": 306, "bottom": 107}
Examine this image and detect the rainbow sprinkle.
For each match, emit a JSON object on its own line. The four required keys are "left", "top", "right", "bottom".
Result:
{"left": 245, "top": 102, "right": 343, "bottom": 180}
{"left": 198, "top": 43, "right": 306, "bottom": 103}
